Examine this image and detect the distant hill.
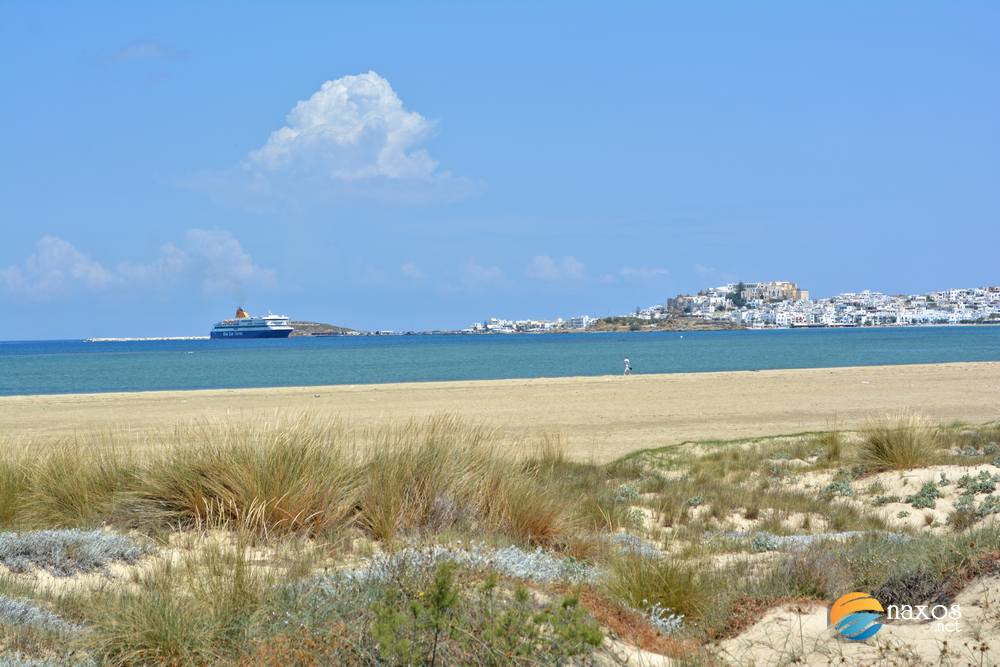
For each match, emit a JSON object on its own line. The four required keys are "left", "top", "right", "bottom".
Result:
{"left": 289, "top": 321, "right": 356, "bottom": 336}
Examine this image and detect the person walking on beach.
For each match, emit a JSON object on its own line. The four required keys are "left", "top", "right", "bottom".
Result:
{"left": 623, "top": 357, "right": 632, "bottom": 375}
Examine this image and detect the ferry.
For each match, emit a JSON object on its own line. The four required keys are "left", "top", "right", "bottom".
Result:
{"left": 210, "top": 308, "right": 294, "bottom": 339}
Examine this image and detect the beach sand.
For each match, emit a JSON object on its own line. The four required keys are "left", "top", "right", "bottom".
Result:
{"left": 2, "top": 361, "right": 998, "bottom": 462}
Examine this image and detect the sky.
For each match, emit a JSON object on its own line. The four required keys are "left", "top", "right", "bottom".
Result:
{"left": 1, "top": 1, "right": 998, "bottom": 339}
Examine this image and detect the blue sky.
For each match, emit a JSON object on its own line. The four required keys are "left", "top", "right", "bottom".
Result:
{"left": 1, "top": 1, "right": 998, "bottom": 338}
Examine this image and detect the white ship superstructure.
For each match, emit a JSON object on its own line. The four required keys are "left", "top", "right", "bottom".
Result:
{"left": 210, "top": 308, "right": 294, "bottom": 339}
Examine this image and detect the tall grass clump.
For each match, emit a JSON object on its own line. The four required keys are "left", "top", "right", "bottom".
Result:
{"left": 858, "top": 410, "right": 939, "bottom": 471}
{"left": 358, "top": 417, "right": 578, "bottom": 549}
{"left": 817, "top": 417, "right": 844, "bottom": 463}
{"left": 125, "top": 417, "right": 361, "bottom": 538}
{"left": 84, "top": 538, "right": 274, "bottom": 666}
{"left": 0, "top": 457, "right": 26, "bottom": 528}
{"left": 19, "top": 440, "right": 138, "bottom": 529}
{"left": 480, "top": 467, "right": 579, "bottom": 547}
{"left": 3, "top": 416, "right": 583, "bottom": 548}
{"left": 358, "top": 418, "right": 491, "bottom": 541}
{"left": 606, "top": 553, "right": 708, "bottom": 622}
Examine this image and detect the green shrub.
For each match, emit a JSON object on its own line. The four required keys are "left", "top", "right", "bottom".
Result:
{"left": 905, "top": 482, "right": 941, "bottom": 509}
{"left": 956, "top": 471, "right": 999, "bottom": 495}
{"left": 248, "top": 562, "right": 602, "bottom": 665}
{"left": 872, "top": 569, "right": 949, "bottom": 607}
{"left": 820, "top": 479, "right": 854, "bottom": 500}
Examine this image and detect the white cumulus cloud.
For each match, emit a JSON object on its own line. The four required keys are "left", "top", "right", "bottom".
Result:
{"left": 462, "top": 259, "right": 504, "bottom": 285}
{"left": 182, "top": 229, "right": 275, "bottom": 295}
{"left": 187, "top": 71, "right": 477, "bottom": 207}
{"left": 1, "top": 231, "right": 274, "bottom": 300}
{"left": 118, "top": 243, "right": 188, "bottom": 282}
{"left": 526, "top": 255, "right": 584, "bottom": 281}
{"left": 249, "top": 71, "right": 438, "bottom": 182}
{"left": 0, "top": 236, "right": 113, "bottom": 298}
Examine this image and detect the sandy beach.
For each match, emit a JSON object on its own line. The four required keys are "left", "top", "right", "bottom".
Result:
{"left": 3, "top": 361, "right": 998, "bottom": 462}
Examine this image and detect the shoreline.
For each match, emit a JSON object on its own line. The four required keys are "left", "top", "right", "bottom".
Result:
{"left": 8, "top": 320, "right": 1000, "bottom": 344}
{"left": 2, "top": 358, "right": 999, "bottom": 398}
{"left": 3, "top": 361, "right": 999, "bottom": 462}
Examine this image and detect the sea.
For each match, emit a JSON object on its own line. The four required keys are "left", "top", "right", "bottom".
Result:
{"left": 1, "top": 326, "right": 999, "bottom": 397}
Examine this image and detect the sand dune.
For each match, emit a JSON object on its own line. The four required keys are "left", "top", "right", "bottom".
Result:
{"left": 2, "top": 361, "right": 999, "bottom": 462}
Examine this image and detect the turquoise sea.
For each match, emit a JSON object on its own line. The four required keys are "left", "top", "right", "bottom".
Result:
{"left": 1, "top": 326, "right": 999, "bottom": 397}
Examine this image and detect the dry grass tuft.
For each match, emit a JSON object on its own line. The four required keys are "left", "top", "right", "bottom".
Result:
{"left": 83, "top": 536, "right": 274, "bottom": 666}
{"left": 0, "top": 415, "right": 581, "bottom": 549}
{"left": 606, "top": 552, "right": 709, "bottom": 622}
{"left": 359, "top": 417, "right": 578, "bottom": 548}
{"left": 358, "top": 417, "right": 496, "bottom": 541}
{"left": 20, "top": 441, "right": 137, "bottom": 529}
{"left": 858, "top": 410, "right": 940, "bottom": 471}
{"left": 124, "top": 418, "right": 361, "bottom": 538}
{"left": 0, "top": 458, "right": 25, "bottom": 528}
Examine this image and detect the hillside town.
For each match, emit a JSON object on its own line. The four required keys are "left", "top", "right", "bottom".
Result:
{"left": 465, "top": 282, "right": 1000, "bottom": 333}
{"left": 465, "top": 315, "right": 596, "bottom": 334}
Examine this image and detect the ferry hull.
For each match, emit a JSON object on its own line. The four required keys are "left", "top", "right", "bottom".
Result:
{"left": 210, "top": 329, "right": 293, "bottom": 339}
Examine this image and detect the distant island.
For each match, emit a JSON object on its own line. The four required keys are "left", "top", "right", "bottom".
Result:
{"left": 289, "top": 321, "right": 357, "bottom": 337}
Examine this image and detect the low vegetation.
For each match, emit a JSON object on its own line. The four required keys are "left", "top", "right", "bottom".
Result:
{"left": 1, "top": 418, "right": 581, "bottom": 551}
{"left": 858, "top": 410, "right": 940, "bottom": 471}
{"left": 1, "top": 414, "right": 999, "bottom": 664}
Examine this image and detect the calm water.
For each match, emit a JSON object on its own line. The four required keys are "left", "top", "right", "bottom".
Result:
{"left": 1, "top": 326, "right": 999, "bottom": 396}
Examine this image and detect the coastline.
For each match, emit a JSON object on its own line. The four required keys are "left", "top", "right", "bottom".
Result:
{"left": 3, "top": 361, "right": 998, "bottom": 462}
{"left": 66, "top": 320, "right": 1000, "bottom": 340}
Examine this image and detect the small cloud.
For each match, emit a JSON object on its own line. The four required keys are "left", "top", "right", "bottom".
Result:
{"left": 462, "top": 259, "right": 504, "bottom": 285}
{"left": 110, "top": 39, "right": 187, "bottom": 62}
{"left": 1, "top": 231, "right": 273, "bottom": 301}
{"left": 118, "top": 243, "right": 187, "bottom": 282}
{"left": 0, "top": 236, "right": 113, "bottom": 298}
{"left": 354, "top": 266, "right": 389, "bottom": 287}
{"left": 182, "top": 229, "right": 275, "bottom": 296}
{"left": 401, "top": 262, "right": 425, "bottom": 280}
{"left": 619, "top": 266, "right": 671, "bottom": 281}
{"left": 525, "top": 255, "right": 585, "bottom": 281}
{"left": 692, "top": 263, "right": 735, "bottom": 284}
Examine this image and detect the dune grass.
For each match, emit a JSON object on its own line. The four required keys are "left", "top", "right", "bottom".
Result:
{"left": 858, "top": 410, "right": 941, "bottom": 471}
{"left": 124, "top": 419, "right": 362, "bottom": 538}
{"left": 0, "top": 459, "right": 24, "bottom": 527}
{"left": 606, "top": 552, "right": 709, "bottom": 622}
{"left": 20, "top": 443, "right": 137, "bottom": 530}
{"left": 0, "top": 416, "right": 582, "bottom": 551}
{"left": 84, "top": 537, "right": 277, "bottom": 666}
